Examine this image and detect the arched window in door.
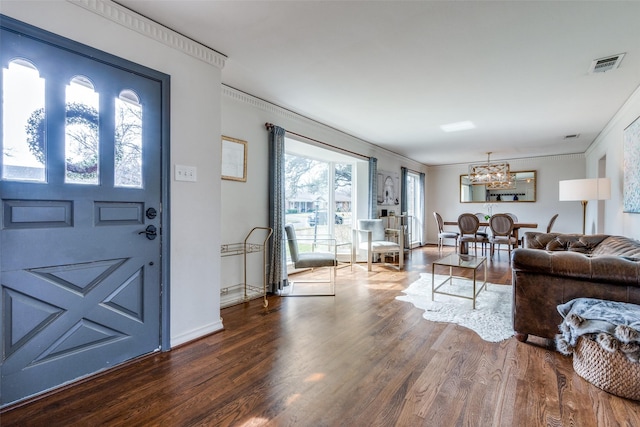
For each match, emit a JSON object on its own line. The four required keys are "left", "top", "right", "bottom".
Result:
{"left": 65, "top": 75, "right": 99, "bottom": 184}
{"left": 115, "top": 89, "right": 143, "bottom": 188}
{"left": 2, "top": 59, "right": 46, "bottom": 182}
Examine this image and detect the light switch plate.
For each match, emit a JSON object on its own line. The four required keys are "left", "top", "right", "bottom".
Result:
{"left": 175, "top": 164, "right": 197, "bottom": 182}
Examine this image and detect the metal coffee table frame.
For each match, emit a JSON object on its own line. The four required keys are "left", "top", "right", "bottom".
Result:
{"left": 431, "top": 253, "right": 487, "bottom": 309}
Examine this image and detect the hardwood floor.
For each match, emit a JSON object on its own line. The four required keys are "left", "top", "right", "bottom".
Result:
{"left": 2, "top": 246, "right": 639, "bottom": 426}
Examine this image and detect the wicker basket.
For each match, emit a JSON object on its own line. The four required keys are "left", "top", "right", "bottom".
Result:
{"left": 573, "top": 337, "right": 640, "bottom": 401}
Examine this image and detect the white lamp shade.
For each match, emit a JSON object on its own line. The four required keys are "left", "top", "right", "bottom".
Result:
{"left": 559, "top": 178, "right": 611, "bottom": 201}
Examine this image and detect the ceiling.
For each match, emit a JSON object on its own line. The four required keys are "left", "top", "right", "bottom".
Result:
{"left": 116, "top": 1, "right": 640, "bottom": 166}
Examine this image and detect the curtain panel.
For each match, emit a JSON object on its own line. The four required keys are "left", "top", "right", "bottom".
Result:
{"left": 368, "top": 157, "right": 378, "bottom": 219}
{"left": 400, "top": 167, "right": 408, "bottom": 215}
{"left": 267, "top": 125, "right": 288, "bottom": 292}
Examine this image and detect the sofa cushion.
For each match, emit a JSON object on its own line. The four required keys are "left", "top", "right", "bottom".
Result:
{"left": 523, "top": 232, "right": 608, "bottom": 253}
{"left": 591, "top": 235, "right": 640, "bottom": 259}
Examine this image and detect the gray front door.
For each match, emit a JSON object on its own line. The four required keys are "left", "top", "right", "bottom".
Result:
{"left": 1, "top": 19, "right": 166, "bottom": 406}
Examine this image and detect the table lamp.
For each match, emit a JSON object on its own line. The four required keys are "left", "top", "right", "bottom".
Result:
{"left": 559, "top": 178, "right": 611, "bottom": 234}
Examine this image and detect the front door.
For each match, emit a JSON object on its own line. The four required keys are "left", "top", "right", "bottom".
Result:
{"left": 1, "top": 19, "right": 166, "bottom": 406}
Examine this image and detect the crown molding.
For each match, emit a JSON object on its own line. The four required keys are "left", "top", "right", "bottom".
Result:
{"left": 223, "top": 85, "right": 302, "bottom": 123}
{"left": 69, "top": 0, "right": 226, "bottom": 69}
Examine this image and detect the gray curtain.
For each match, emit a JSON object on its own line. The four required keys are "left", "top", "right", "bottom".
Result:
{"left": 368, "top": 157, "right": 378, "bottom": 219}
{"left": 418, "top": 172, "right": 425, "bottom": 245}
{"left": 400, "top": 167, "right": 408, "bottom": 215}
{"left": 268, "top": 125, "right": 288, "bottom": 292}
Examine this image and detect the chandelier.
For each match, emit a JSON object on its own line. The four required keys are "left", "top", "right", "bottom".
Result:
{"left": 468, "top": 152, "right": 511, "bottom": 185}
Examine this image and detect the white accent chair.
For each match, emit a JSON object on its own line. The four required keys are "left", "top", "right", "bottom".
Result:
{"left": 355, "top": 219, "right": 404, "bottom": 271}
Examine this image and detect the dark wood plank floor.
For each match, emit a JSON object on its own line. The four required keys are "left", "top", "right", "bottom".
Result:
{"left": 2, "top": 246, "right": 639, "bottom": 426}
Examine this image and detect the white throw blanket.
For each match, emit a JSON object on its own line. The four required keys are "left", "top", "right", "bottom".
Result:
{"left": 555, "top": 298, "right": 640, "bottom": 363}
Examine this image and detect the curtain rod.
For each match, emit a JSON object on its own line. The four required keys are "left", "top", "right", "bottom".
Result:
{"left": 265, "top": 122, "right": 370, "bottom": 160}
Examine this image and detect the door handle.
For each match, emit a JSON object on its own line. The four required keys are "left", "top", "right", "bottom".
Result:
{"left": 138, "top": 225, "right": 157, "bottom": 240}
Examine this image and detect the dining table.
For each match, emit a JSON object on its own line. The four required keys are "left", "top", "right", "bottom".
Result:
{"left": 443, "top": 220, "right": 538, "bottom": 254}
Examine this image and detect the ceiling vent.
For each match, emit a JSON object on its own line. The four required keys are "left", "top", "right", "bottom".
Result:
{"left": 564, "top": 134, "right": 580, "bottom": 140}
{"left": 588, "top": 53, "right": 625, "bottom": 73}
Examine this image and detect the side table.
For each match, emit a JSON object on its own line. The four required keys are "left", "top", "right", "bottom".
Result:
{"left": 432, "top": 253, "right": 487, "bottom": 309}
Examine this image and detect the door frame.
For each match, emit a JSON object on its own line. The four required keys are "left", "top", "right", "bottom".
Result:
{"left": 1, "top": 15, "right": 171, "bottom": 351}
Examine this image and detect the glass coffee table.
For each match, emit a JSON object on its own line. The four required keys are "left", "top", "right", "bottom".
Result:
{"left": 431, "top": 253, "right": 487, "bottom": 309}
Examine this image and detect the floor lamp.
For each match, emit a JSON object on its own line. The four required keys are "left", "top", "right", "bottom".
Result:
{"left": 559, "top": 178, "right": 611, "bottom": 234}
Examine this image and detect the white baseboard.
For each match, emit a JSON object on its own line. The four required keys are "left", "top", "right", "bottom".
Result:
{"left": 170, "top": 318, "right": 224, "bottom": 348}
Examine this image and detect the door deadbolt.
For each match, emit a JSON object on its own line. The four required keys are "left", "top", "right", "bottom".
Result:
{"left": 146, "top": 207, "right": 157, "bottom": 219}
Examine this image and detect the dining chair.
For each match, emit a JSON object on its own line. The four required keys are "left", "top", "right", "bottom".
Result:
{"left": 505, "top": 213, "right": 519, "bottom": 222}
{"left": 546, "top": 213, "right": 559, "bottom": 233}
{"left": 474, "top": 212, "right": 489, "bottom": 239}
{"left": 433, "top": 212, "right": 458, "bottom": 253}
{"left": 458, "top": 213, "right": 488, "bottom": 256}
{"left": 489, "top": 214, "right": 517, "bottom": 259}
{"left": 504, "top": 213, "right": 520, "bottom": 244}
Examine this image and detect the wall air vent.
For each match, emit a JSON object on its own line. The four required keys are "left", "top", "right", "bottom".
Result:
{"left": 588, "top": 53, "right": 625, "bottom": 73}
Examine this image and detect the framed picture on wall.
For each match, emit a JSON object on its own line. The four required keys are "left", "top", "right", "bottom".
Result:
{"left": 377, "top": 169, "right": 400, "bottom": 206}
{"left": 623, "top": 116, "right": 640, "bottom": 213}
{"left": 221, "top": 136, "right": 247, "bottom": 182}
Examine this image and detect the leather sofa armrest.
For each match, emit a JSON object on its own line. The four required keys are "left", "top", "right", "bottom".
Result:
{"left": 512, "top": 248, "right": 552, "bottom": 270}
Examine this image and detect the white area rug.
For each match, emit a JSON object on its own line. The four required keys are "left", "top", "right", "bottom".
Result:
{"left": 396, "top": 273, "right": 514, "bottom": 342}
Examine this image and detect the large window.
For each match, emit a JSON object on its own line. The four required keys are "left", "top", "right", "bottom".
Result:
{"left": 284, "top": 138, "right": 355, "bottom": 264}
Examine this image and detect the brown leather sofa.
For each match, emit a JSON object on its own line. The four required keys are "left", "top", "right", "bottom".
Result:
{"left": 511, "top": 232, "right": 640, "bottom": 342}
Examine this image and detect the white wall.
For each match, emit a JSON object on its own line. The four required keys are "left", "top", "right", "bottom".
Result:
{"left": 2, "top": 1, "right": 224, "bottom": 347}
{"left": 586, "top": 86, "right": 640, "bottom": 239}
{"left": 426, "top": 154, "right": 586, "bottom": 244}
